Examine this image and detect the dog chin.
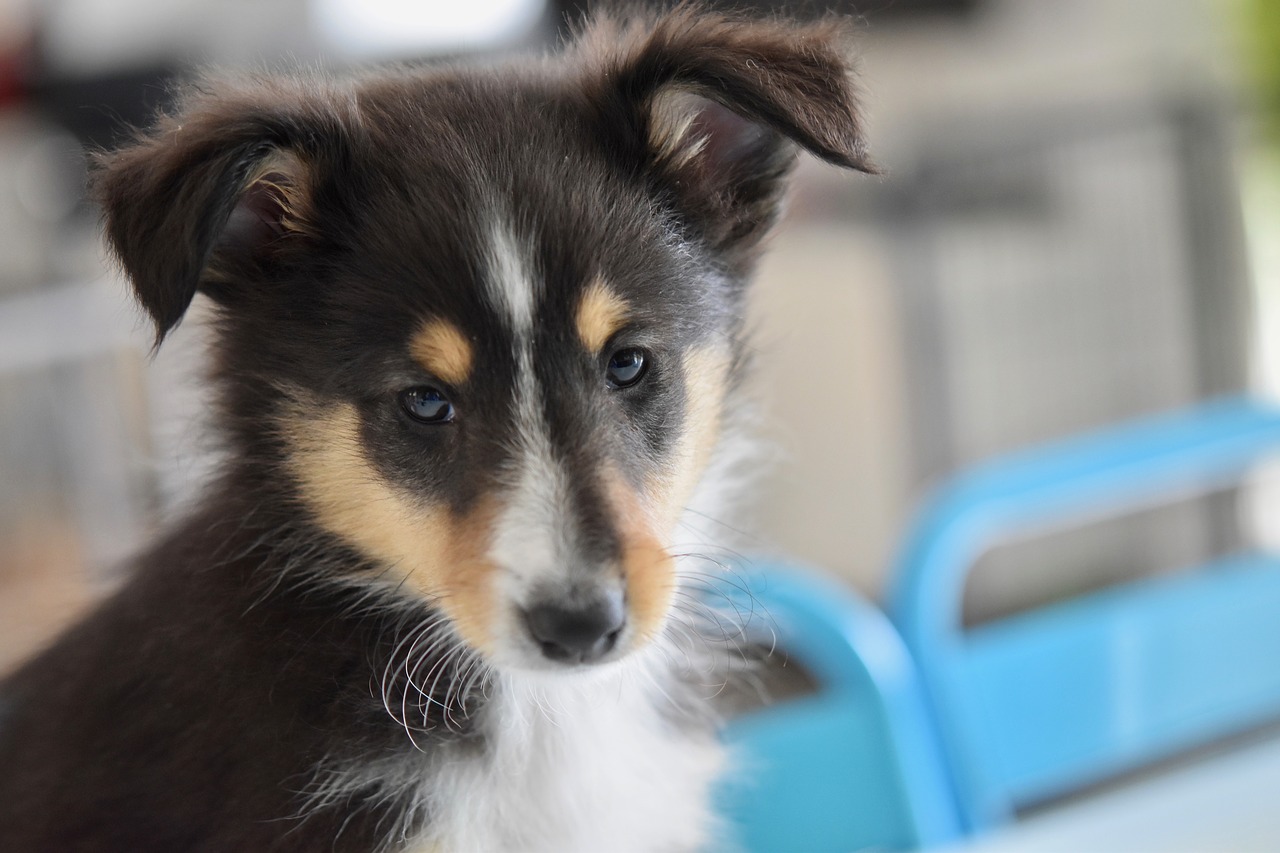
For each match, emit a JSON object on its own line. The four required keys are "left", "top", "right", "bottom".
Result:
{"left": 496, "top": 656, "right": 640, "bottom": 693}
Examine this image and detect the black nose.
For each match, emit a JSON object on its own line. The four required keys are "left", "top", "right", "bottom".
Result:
{"left": 523, "top": 592, "right": 626, "bottom": 664}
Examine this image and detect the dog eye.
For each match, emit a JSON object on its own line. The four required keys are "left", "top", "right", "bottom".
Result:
{"left": 605, "top": 348, "right": 647, "bottom": 388}
{"left": 399, "top": 386, "right": 455, "bottom": 424}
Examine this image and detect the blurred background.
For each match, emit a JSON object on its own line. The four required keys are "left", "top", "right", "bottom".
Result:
{"left": 0, "top": 0, "right": 1279, "bottom": 843}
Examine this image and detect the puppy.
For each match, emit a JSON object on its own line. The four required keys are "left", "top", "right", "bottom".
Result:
{"left": 0, "top": 7, "right": 870, "bottom": 851}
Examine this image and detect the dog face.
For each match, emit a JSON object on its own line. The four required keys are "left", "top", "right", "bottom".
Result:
{"left": 93, "top": 10, "right": 870, "bottom": 673}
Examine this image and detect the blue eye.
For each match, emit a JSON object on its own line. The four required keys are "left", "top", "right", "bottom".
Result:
{"left": 606, "top": 348, "right": 647, "bottom": 388}
{"left": 399, "top": 386, "right": 455, "bottom": 424}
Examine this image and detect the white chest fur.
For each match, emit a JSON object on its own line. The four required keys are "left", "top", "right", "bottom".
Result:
{"left": 406, "top": 659, "right": 724, "bottom": 853}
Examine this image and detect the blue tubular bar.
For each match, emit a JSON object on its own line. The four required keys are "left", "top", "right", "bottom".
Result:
{"left": 719, "top": 562, "right": 962, "bottom": 851}
{"left": 887, "top": 397, "right": 1280, "bottom": 831}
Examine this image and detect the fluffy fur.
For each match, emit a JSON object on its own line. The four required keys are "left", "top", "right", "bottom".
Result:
{"left": 0, "top": 7, "right": 871, "bottom": 851}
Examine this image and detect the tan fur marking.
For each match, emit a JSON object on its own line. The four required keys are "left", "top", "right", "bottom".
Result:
{"left": 281, "top": 401, "right": 498, "bottom": 652}
{"left": 411, "top": 318, "right": 474, "bottom": 386}
{"left": 649, "top": 89, "right": 711, "bottom": 171}
{"left": 648, "top": 346, "right": 732, "bottom": 530}
{"left": 623, "top": 535, "right": 676, "bottom": 642}
{"left": 247, "top": 150, "right": 314, "bottom": 238}
{"left": 575, "top": 279, "right": 629, "bottom": 353}
{"left": 602, "top": 468, "right": 676, "bottom": 642}
{"left": 437, "top": 498, "right": 503, "bottom": 653}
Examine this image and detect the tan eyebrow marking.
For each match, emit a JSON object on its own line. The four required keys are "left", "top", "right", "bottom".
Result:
{"left": 410, "top": 318, "right": 474, "bottom": 385}
{"left": 575, "top": 278, "right": 630, "bottom": 353}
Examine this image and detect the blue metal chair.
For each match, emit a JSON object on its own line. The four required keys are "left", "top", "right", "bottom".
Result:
{"left": 889, "top": 397, "right": 1280, "bottom": 832}
{"left": 721, "top": 398, "right": 1280, "bottom": 850}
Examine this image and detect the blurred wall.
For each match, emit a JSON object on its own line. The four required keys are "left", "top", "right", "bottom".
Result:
{"left": 745, "top": 0, "right": 1251, "bottom": 608}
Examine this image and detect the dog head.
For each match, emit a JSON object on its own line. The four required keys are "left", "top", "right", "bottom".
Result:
{"left": 94, "top": 9, "right": 871, "bottom": 673}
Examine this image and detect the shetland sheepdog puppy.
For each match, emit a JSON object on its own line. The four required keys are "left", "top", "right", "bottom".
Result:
{"left": 0, "top": 7, "right": 870, "bottom": 850}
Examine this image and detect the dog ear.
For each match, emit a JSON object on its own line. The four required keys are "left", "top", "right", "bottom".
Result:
{"left": 92, "top": 80, "right": 349, "bottom": 345}
{"left": 581, "top": 8, "right": 874, "bottom": 257}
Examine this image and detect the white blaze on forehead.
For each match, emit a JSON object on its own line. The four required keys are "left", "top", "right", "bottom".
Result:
{"left": 482, "top": 213, "right": 578, "bottom": 596}
{"left": 484, "top": 216, "right": 537, "bottom": 337}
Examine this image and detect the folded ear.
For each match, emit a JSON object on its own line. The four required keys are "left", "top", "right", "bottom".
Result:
{"left": 580, "top": 9, "right": 874, "bottom": 257}
{"left": 91, "top": 79, "right": 350, "bottom": 344}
